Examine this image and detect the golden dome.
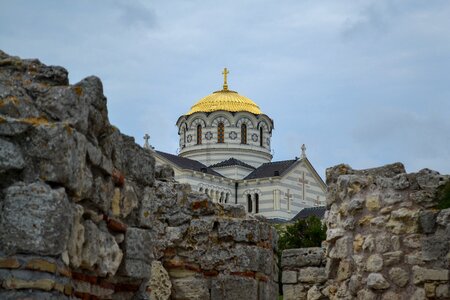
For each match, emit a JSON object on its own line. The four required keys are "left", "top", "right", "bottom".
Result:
{"left": 186, "top": 68, "right": 262, "bottom": 115}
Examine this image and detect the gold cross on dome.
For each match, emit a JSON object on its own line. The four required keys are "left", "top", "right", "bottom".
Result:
{"left": 222, "top": 68, "right": 229, "bottom": 90}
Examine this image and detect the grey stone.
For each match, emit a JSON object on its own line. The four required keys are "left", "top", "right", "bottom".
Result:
{"left": 436, "top": 208, "right": 450, "bottom": 226}
{"left": 0, "top": 138, "right": 25, "bottom": 172}
{"left": 329, "top": 236, "right": 351, "bottom": 259}
{"left": 80, "top": 220, "right": 123, "bottom": 276}
{"left": 211, "top": 275, "right": 258, "bottom": 300}
{"left": 422, "top": 233, "right": 449, "bottom": 262}
{"left": 282, "top": 270, "right": 297, "bottom": 284}
{"left": 0, "top": 182, "right": 72, "bottom": 255}
{"left": 367, "top": 273, "right": 390, "bottom": 290}
{"left": 283, "top": 284, "right": 306, "bottom": 300}
{"left": 298, "top": 267, "right": 327, "bottom": 283}
{"left": 307, "top": 285, "right": 323, "bottom": 300}
{"left": 357, "top": 289, "right": 377, "bottom": 300}
{"left": 218, "top": 219, "right": 260, "bottom": 243}
{"left": 388, "top": 267, "right": 409, "bottom": 287}
{"left": 124, "top": 227, "right": 157, "bottom": 263}
{"left": 171, "top": 277, "right": 209, "bottom": 300}
{"left": 436, "top": 284, "right": 449, "bottom": 298}
{"left": 258, "top": 280, "right": 278, "bottom": 300}
{"left": 348, "top": 197, "right": 365, "bottom": 214}
{"left": 382, "top": 251, "right": 403, "bottom": 266}
{"left": 412, "top": 266, "right": 449, "bottom": 284}
{"left": 392, "top": 173, "right": 410, "bottom": 189}
{"left": 419, "top": 210, "right": 437, "bottom": 233}
{"left": 281, "top": 247, "right": 324, "bottom": 268}
{"left": 155, "top": 164, "right": 174, "bottom": 180}
{"left": 366, "top": 254, "right": 383, "bottom": 272}
{"left": 24, "top": 123, "right": 92, "bottom": 200}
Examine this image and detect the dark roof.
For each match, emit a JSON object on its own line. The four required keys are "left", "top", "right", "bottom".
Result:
{"left": 155, "top": 151, "right": 223, "bottom": 177}
{"left": 265, "top": 218, "right": 290, "bottom": 224}
{"left": 291, "top": 206, "right": 326, "bottom": 221}
{"left": 209, "top": 158, "right": 255, "bottom": 170}
{"left": 244, "top": 159, "right": 297, "bottom": 180}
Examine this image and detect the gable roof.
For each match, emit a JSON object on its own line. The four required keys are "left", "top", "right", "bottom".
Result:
{"left": 209, "top": 157, "right": 255, "bottom": 170}
{"left": 291, "top": 206, "right": 326, "bottom": 221}
{"left": 155, "top": 150, "right": 223, "bottom": 177}
{"left": 244, "top": 159, "right": 297, "bottom": 180}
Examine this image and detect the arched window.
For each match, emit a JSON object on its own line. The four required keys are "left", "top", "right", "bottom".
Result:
{"left": 241, "top": 124, "right": 247, "bottom": 144}
{"left": 197, "top": 125, "right": 202, "bottom": 145}
{"left": 247, "top": 194, "right": 252, "bottom": 213}
{"left": 218, "top": 123, "right": 224, "bottom": 143}
{"left": 255, "top": 193, "right": 259, "bottom": 213}
{"left": 260, "top": 127, "right": 263, "bottom": 147}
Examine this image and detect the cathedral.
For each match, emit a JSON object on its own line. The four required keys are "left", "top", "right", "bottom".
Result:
{"left": 150, "top": 69, "right": 326, "bottom": 220}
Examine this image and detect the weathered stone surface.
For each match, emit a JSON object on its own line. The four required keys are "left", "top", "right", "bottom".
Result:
{"left": 389, "top": 267, "right": 409, "bottom": 287}
{"left": 329, "top": 236, "right": 351, "bottom": 259}
{"left": 336, "top": 259, "right": 352, "bottom": 281}
{"left": 412, "top": 266, "right": 449, "bottom": 284}
{"left": 298, "top": 267, "right": 327, "bottom": 283}
{"left": 172, "top": 277, "right": 209, "bottom": 300}
{"left": 436, "top": 283, "right": 449, "bottom": 298}
{"left": 80, "top": 220, "right": 123, "bottom": 276}
{"left": 149, "top": 261, "right": 171, "bottom": 300}
{"left": 0, "top": 138, "right": 25, "bottom": 172}
{"left": 307, "top": 285, "right": 323, "bottom": 300}
{"left": 281, "top": 248, "right": 324, "bottom": 268}
{"left": 282, "top": 270, "right": 297, "bottom": 284}
{"left": 211, "top": 276, "right": 259, "bottom": 300}
{"left": 419, "top": 210, "right": 437, "bottom": 234}
{"left": 367, "top": 273, "right": 390, "bottom": 290}
{"left": 0, "top": 182, "right": 72, "bottom": 255}
{"left": 67, "top": 204, "right": 84, "bottom": 268}
{"left": 283, "top": 284, "right": 306, "bottom": 300}
{"left": 218, "top": 219, "right": 260, "bottom": 243}
{"left": 357, "top": 289, "right": 377, "bottom": 300}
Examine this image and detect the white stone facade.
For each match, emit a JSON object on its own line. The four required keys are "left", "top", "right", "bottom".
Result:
{"left": 176, "top": 111, "right": 273, "bottom": 168}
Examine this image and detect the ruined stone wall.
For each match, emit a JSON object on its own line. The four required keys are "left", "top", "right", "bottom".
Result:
{"left": 0, "top": 50, "right": 278, "bottom": 299}
{"left": 281, "top": 247, "right": 327, "bottom": 300}
{"left": 324, "top": 163, "right": 449, "bottom": 299}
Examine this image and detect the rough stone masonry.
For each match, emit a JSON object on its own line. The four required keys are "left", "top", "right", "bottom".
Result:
{"left": 0, "top": 50, "right": 279, "bottom": 299}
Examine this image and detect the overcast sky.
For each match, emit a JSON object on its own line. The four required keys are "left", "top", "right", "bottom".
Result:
{"left": 1, "top": 0, "right": 450, "bottom": 178}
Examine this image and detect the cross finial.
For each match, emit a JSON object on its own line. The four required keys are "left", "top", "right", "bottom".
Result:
{"left": 301, "top": 144, "right": 306, "bottom": 158}
{"left": 222, "top": 68, "right": 229, "bottom": 90}
{"left": 143, "top": 133, "right": 150, "bottom": 149}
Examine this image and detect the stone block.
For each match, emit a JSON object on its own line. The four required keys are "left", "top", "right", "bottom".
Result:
{"left": 283, "top": 284, "right": 306, "bottom": 300}
{"left": 149, "top": 261, "right": 172, "bottom": 300}
{"left": 336, "top": 259, "right": 352, "bottom": 282}
{"left": 307, "top": 285, "right": 323, "bottom": 300}
{"left": 412, "top": 266, "right": 449, "bottom": 284}
{"left": 282, "top": 270, "right": 297, "bottom": 284}
{"left": 388, "top": 267, "right": 409, "bottom": 287}
{"left": 0, "top": 182, "right": 72, "bottom": 255}
{"left": 258, "top": 280, "right": 278, "bottom": 300}
{"left": 298, "top": 267, "right": 326, "bottom": 283}
{"left": 211, "top": 275, "right": 258, "bottom": 300}
{"left": 171, "top": 277, "right": 209, "bottom": 300}
{"left": 329, "top": 236, "right": 351, "bottom": 259}
{"left": 383, "top": 251, "right": 403, "bottom": 266}
{"left": 366, "top": 254, "right": 383, "bottom": 272}
{"left": 381, "top": 291, "right": 401, "bottom": 300}
{"left": 436, "top": 208, "right": 450, "bottom": 226}
{"left": 387, "top": 208, "right": 419, "bottom": 234}
{"left": 281, "top": 248, "right": 324, "bottom": 268}
{"left": 119, "top": 258, "right": 151, "bottom": 278}
{"left": 357, "top": 289, "right": 377, "bottom": 300}
{"left": 218, "top": 219, "right": 260, "bottom": 243}
{"left": 366, "top": 273, "right": 390, "bottom": 290}
{"left": 424, "top": 282, "right": 436, "bottom": 298}
{"left": 81, "top": 220, "right": 123, "bottom": 276}
{"left": 436, "top": 283, "right": 449, "bottom": 298}
{"left": 366, "top": 194, "right": 380, "bottom": 211}
{"left": 419, "top": 210, "right": 437, "bottom": 233}
{"left": 0, "top": 138, "right": 25, "bottom": 172}
{"left": 124, "top": 227, "right": 156, "bottom": 262}
{"left": 25, "top": 259, "right": 57, "bottom": 274}
{"left": 0, "top": 257, "right": 20, "bottom": 269}
{"left": 2, "top": 278, "right": 55, "bottom": 291}
{"left": 422, "top": 233, "right": 449, "bottom": 262}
